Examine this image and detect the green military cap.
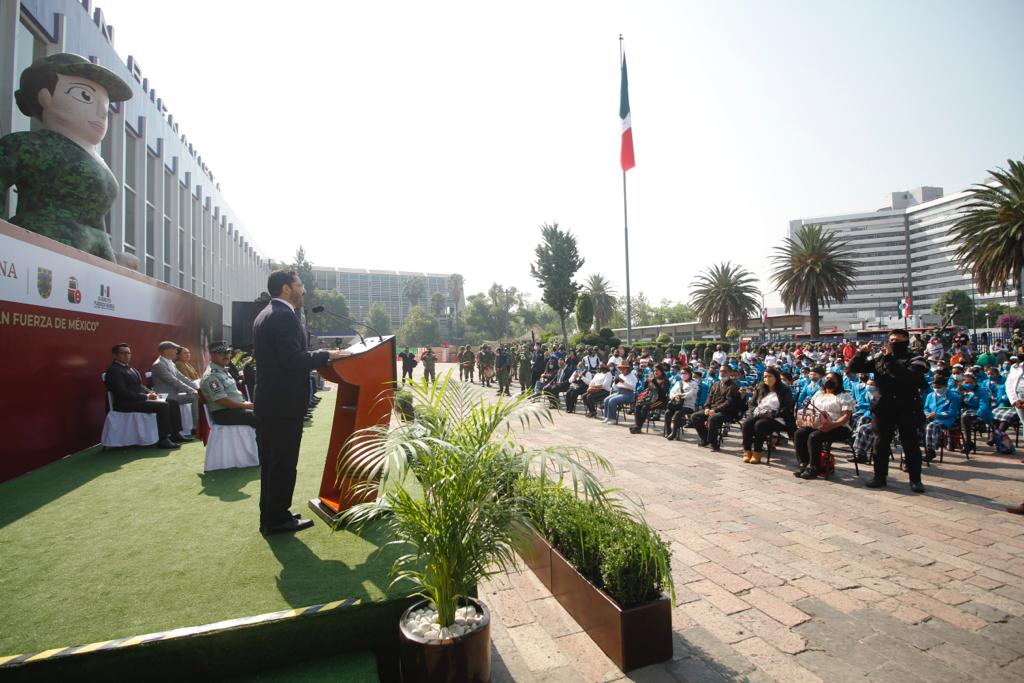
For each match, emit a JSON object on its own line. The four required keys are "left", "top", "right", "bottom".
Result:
{"left": 31, "top": 53, "right": 133, "bottom": 102}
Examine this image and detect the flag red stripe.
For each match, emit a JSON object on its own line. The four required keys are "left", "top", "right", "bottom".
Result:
{"left": 621, "top": 128, "right": 635, "bottom": 172}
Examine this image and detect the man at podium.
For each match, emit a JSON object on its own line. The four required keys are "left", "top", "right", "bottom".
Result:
{"left": 254, "top": 270, "right": 349, "bottom": 535}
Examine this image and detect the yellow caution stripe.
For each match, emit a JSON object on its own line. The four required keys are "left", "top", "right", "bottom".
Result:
{"left": 0, "top": 597, "right": 362, "bottom": 668}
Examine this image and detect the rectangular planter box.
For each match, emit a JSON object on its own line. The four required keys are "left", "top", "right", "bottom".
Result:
{"left": 516, "top": 527, "right": 672, "bottom": 672}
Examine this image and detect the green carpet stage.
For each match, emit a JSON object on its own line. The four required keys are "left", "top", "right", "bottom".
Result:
{"left": 0, "top": 390, "right": 413, "bottom": 681}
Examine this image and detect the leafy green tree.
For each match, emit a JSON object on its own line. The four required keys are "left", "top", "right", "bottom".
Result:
{"left": 654, "top": 299, "right": 695, "bottom": 324}
{"left": 364, "top": 302, "right": 392, "bottom": 336}
{"left": 725, "top": 328, "right": 740, "bottom": 340}
{"left": 463, "top": 293, "right": 501, "bottom": 342}
{"left": 950, "top": 159, "right": 1024, "bottom": 305}
{"left": 308, "top": 290, "right": 352, "bottom": 335}
{"left": 530, "top": 222, "right": 584, "bottom": 345}
{"left": 978, "top": 301, "right": 1010, "bottom": 326}
{"left": 689, "top": 262, "right": 760, "bottom": 340}
{"left": 623, "top": 292, "right": 653, "bottom": 327}
{"left": 770, "top": 224, "right": 858, "bottom": 338}
{"left": 291, "top": 245, "right": 317, "bottom": 307}
{"left": 402, "top": 276, "right": 426, "bottom": 310}
{"left": 430, "top": 291, "right": 447, "bottom": 318}
{"left": 931, "top": 290, "right": 975, "bottom": 327}
{"left": 583, "top": 274, "right": 617, "bottom": 330}
{"left": 575, "top": 292, "right": 595, "bottom": 333}
{"left": 398, "top": 305, "right": 440, "bottom": 347}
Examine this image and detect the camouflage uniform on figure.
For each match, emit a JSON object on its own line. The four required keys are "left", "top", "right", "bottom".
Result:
{"left": 495, "top": 346, "right": 511, "bottom": 396}
{"left": 0, "top": 54, "right": 134, "bottom": 261}
{"left": 517, "top": 346, "right": 532, "bottom": 394}
{"left": 462, "top": 346, "right": 476, "bottom": 383}
{"left": 479, "top": 344, "right": 496, "bottom": 387}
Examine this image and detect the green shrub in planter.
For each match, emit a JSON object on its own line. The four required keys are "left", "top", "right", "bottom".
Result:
{"left": 519, "top": 479, "right": 674, "bottom": 609}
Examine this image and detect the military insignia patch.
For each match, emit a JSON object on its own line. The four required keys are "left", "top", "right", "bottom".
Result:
{"left": 210, "top": 380, "right": 222, "bottom": 392}
{"left": 37, "top": 267, "right": 52, "bottom": 299}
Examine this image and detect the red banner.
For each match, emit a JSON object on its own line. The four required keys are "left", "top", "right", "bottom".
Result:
{"left": 0, "top": 220, "right": 221, "bottom": 482}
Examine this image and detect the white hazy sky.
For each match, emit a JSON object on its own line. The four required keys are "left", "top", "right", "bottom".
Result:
{"left": 94, "top": 0, "right": 1024, "bottom": 307}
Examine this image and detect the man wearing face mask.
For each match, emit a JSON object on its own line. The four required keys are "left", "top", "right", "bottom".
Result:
{"left": 849, "top": 329, "right": 930, "bottom": 492}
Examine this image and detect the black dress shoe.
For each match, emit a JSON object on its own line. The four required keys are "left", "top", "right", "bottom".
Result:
{"left": 176, "top": 434, "right": 196, "bottom": 442}
{"left": 910, "top": 481, "right": 926, "bottom": 493}
{"left": 793, "top": 466, "right": 807, "bottom": 478}
{"left": 261, "top": 517, "right": 314, "bottom": 535}
{"left": 155, "top": 438, "right": 180, "bottom": 449}
{"left": 698, "top": 440, "right": 709, "bottom": 447}
{"left": 710, "top": 443, "right": 720, "bottom": 452}
{"left": 799, "top": 469, "right": 818, "bottom": 480}
{"left": 865, "top": 477, "right": 887, "bottom": 489}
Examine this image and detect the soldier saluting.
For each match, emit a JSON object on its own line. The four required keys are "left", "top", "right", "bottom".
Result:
{"left": 848, "top": 328, "right": 930, "bottom": 493}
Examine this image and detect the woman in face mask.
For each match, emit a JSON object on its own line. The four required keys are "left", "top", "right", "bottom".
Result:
{"left": 794, "top": 372, "right": 855, "bottom": 479}
{"left": 739, "top": 367, "right": 790, "bottom": 463}
{"left": 922, "top": 376, "right": 960, "bottom": 462}
{"left": 664, "top": 369, "right": 699, "bottom": 440}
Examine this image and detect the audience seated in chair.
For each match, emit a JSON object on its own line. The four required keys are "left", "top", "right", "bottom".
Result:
{"left": 602, "top": 361, "right": 637, "bottom": 425}
{"left": 104, "top": 342, "right": 189, "bottom": 448}
{"left": 740, "top": 366, "right": 790, "bottom": 464}
{"left": 200, "top": 340, "right": 258, "bottom": 427}
{"left": 151, "top": 340, "right": 200, "bottom": 429}
{"left": 688, "top": 365, "right": 743, "bottom": 451}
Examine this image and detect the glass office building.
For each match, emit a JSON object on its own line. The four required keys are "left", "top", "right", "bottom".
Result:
{"left": 311, "top": 266, "right": 457, "bottom": 329}
{"left": 1, "top": 0, "right": 271, "bottom": 334}
{"left": 790, "top": 184, "right": 1019, "bottom": 324}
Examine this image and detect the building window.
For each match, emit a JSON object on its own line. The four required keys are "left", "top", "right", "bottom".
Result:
{"left": 123, "top": 132, "right": 138, "bottom": 252}
{"left": 12, "top": 18, "right": 46, "bottom": 135}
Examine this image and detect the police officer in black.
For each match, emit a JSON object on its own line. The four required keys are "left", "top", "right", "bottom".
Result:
{"left": 848, "top": 328, "right": 930, "bottom": 493}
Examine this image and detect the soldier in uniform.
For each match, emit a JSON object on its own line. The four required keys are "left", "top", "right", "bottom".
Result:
{"left": 1, "top": 54, "right": 134, "bottom": 262}
{"left": 517, "top": 344, "right": 533, "bottom": 394}
{"left": 479, "top": 344, "right": 496, "bottom": 387}
{"left": 462, "top": 345, "right": 476, "bottom": 383}
{"left": 200, "top": 341, "right": 258, "bottom": 427}
{"left": 420, "top": 346, "right": 437, "bottom": 383}
{"left": 495, "top": 345, "right": 511, "bottom": 396}
{"left": 848, "top": 328, "right": 930, "bottom": 493}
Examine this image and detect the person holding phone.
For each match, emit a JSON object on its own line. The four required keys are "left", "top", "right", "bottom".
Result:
{"left": 848, "top": 329, "right": 930, "bottom": 493}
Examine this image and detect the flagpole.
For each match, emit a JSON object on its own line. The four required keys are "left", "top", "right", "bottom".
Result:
{"left": 620, "top": 34, "right": 632, "bottom": 346}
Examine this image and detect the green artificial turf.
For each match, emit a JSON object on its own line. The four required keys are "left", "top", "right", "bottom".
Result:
{"left": 0, "top": 390, "right": 410, "bottom": 656}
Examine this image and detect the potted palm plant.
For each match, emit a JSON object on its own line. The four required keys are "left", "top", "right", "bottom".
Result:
{"left": 338, "top": 373, "right": 612, "bottom": 683}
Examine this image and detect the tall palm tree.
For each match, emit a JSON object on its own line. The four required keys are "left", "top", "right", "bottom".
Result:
{"left": 950, "top": 159, "right": 1024, "bottom": 305}
{"left": 770, "top": 224, "right": 859, "bottom": 338}
{"left": 689, "top": 262, "right": 760, "bottom": 340}
{"left": 584, "top": 274, "right": 617, "bottom": 331}
{"left": 402, "top": 276, "right": 426, "bottom": 310}
{"left": 430, "top": 291, "right": 447, "bottom": 318}
{"left": 447, "top": 273, "right": 465, "bottom": 314}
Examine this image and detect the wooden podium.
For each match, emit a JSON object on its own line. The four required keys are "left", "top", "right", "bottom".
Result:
{"left": 308, "top": 335, "right": 397, "bottom": 524}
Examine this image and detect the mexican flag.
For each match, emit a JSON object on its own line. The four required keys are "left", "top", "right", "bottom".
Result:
{"left": 897, "top": 296, "right": 912, "bottom": 318}
{"left": 620, "top": 55, "right": 635, "bottom": 172}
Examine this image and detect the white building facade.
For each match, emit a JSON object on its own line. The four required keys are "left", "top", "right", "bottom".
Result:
{"left": 2, "top": 0, "right": 272, "bottom": 334}
{"left": 790, "top": 184, "right": 1018, "bottom": 326}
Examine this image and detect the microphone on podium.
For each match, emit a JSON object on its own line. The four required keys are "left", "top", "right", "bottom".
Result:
{"left": 309, "top": 306, "right": 386, "bottom": 345}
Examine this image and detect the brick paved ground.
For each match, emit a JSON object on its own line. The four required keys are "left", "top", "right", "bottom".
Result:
{"left": 412, "top": 367, "right": 1024, "bottom": 682}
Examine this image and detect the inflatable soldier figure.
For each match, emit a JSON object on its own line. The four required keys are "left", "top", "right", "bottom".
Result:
{"left": 1, "top": 54, "right": 133, "bottom": 262}
{"left": 848, "top": 328, "right": 930, "bottom": 493}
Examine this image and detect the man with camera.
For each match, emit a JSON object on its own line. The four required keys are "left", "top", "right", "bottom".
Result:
{"left": 848, "top": 329, "right": 930, "bottom": 493}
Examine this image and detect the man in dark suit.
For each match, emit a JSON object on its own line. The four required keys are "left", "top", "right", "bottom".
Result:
{"left": 253, "top": 270, "right": 348, "bottom": 535}
{"left": 104, "top": 342, "right": 185, "bottom": 448}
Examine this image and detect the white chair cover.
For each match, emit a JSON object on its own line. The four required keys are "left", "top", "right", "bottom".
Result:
{"left": 100, "top": 373, "right": 159, "bottom": 448}
{"left": 203, "top": 405, "right": 259, "bottom": 472}
{"left": 179, "top": 403, "right": 194, "bottom": 435}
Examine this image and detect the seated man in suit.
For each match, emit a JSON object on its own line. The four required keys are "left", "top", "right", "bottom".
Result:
{"left": 200, "top": 340, "right": 258, "bottom": 427}
{"left": 151, "top": 340, "right": 199, "bottom": 429}
{"left": 105, "top": 342, "right": 186, "bottom": 448}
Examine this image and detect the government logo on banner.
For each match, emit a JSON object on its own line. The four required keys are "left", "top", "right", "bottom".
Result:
{"left": 67, "top": 276, "right": 82, "bottom": 304}
{"left": 36, "top": 267, "right": 52, "bottom": 299}
{"left": 94, "top": 283, "right": 114, "bottom": 311}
